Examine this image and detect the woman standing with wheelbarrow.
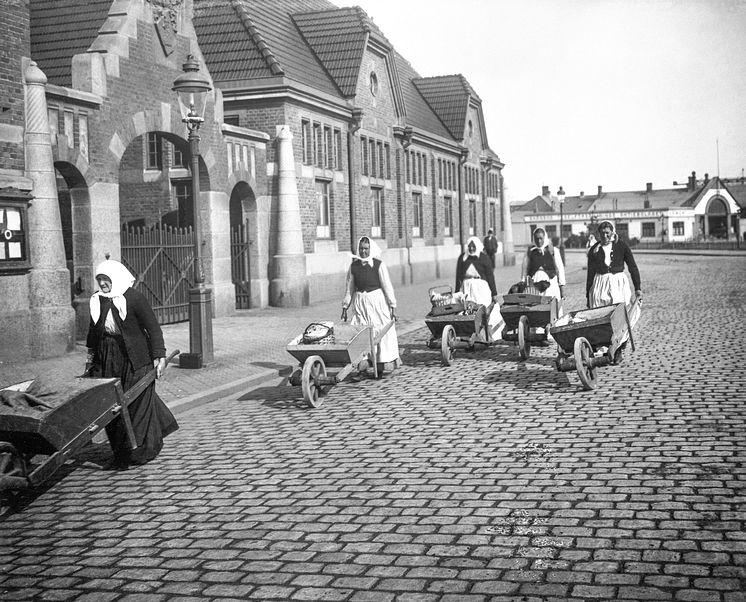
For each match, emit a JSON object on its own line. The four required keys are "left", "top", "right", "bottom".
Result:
{"left": 341, "top": 236, "right": 400, "bottom": 377}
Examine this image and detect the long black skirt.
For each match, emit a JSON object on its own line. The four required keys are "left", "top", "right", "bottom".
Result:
{"left": 97, "top": 334, "right": 179, "bottom": 465}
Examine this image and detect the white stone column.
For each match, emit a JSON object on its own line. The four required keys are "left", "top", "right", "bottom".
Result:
{"left": 500, "top": 173, "right": 515, "bottom": 265}
{"left": 24, "top": 61, "right": 75, "bottom": 357}
{"left": 269, "top": 125, "right": 307, "bottom": 307}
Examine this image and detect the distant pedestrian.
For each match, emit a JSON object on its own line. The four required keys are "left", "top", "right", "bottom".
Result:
{"left": 586, "top": 233, "right": 597, "bottom": 256}
{"left": 85, "top": 259, "right": 178, "bottom": 470}
{"left": 483, "top": 228, "right": 498, "bottom": 268}
{"left": 341, "top": 236, "right": 400, "bottom": 377}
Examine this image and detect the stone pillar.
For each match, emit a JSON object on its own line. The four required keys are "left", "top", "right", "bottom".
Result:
{"left": 24, "top": 61, "right": 75, "bottom": 357}
{"left": 500, "top": 173, "right": 515, "bottom": 265}
{"left": 269, "top": 125, "right": 307, "bottom": 307}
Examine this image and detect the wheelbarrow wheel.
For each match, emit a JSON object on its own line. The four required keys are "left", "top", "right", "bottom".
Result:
{"left": 518, "top": 315, "right": 530, "bottom": 360}
{"left": 0, "top": 442, "right": 28, "bottom": 515}
{"left": 441, "top": 324, "right": 456, "bottom": 366}
{"left": 301, "top": 355, "right": 327, "bottom": 408}
{"left": 574, "top": 337, "right": 597, "bottom": 390}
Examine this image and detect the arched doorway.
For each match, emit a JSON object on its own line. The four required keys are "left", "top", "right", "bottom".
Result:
{"left": 705, "top": 197, "right": 729, "bottom": 240}
{"left": 229, "top": 182, "right": 256, "bottom": 309}
{"left": 117, "top": 130, "right": 209, "bottom": 323}
{"left": 54, "top": 161, "right": 92, "bottom": 338}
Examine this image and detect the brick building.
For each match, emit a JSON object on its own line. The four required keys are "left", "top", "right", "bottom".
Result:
{"left": 0, "top": 0, "right": 512, "bottom": 362}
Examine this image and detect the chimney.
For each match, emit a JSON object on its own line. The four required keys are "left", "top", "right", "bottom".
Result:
{"left": 541, "top": 185, "right": 549, "bottom": 196}
{"left": 704, "top": 173, "right": 709, "bottom": 184}
{"left": 580, "top": 191, "right": 584, "bottom": 197}
{"left": 688, "top": 171, "right": 696, "bottom": 191}
{"left": 597, "top": 185, "right": 603, "bottom": 196}
{"left": 646, "top": 182, "right": 652, "bottom": 193}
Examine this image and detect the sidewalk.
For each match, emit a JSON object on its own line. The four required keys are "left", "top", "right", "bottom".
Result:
{"left": 0, "top": 261, "right": 527, "bottom": 414}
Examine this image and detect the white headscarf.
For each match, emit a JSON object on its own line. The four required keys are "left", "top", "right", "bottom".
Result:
{"left": 462, "top": 236, "right": 483, "bottom": 261}
{"left": 352, "top": 235, "right": 383, "bottom": 267}
{"left": 89, "top": 259, "right": 136, "bottom": 323}
{"left": 531, "top": 227, "right": 551, "bottom": 254}
{"left": 595, "top": 221, "right": 618, "bottom": 266}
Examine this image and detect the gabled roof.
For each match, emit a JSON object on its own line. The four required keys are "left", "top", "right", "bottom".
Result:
{"left": 722, "top": 179, "right": 746, "bottom": 209}
{"left": 512, "top": 196, "right": 554, "bottom": 214}
{"left": 30, "top": 0, "right": 113, "bottom": 87}
{"left": 195, "top": 0, "right": 340, "bottom": 96}
{"left": 412, "top": 74, "right": 479, "bottom": 141}
{"left": 292, "top": 7, "right": 388, "bottom": 97}
{"left": 392, "top": 52, "right": 452, "bottom": 140}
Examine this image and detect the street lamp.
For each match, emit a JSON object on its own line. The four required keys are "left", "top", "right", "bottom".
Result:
{"left": 557, "top": 186, "right": 566, "bottom": 262}
{"left": 173, "top": 54, "right": 213, "bottom": 369}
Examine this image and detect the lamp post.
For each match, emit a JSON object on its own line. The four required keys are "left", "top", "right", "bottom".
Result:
{"left": 557, "top": 186, "right": 566, "bottom": 262}
{"left": 173, "top": 54, "right": 213, "bottom": 368}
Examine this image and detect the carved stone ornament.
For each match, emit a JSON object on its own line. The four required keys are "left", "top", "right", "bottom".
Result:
{"left": 147, "top": 0, "right": 183, "bottom": 56}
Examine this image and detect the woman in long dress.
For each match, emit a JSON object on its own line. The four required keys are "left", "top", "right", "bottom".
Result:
{"left": 521, "top": 226, "right": 566, "bottom": 309}
{"left": 455, "top": 236, "right": 498, "bottom": 307}
{"left": 341, "top": 236, "right": 400, "bottom": 376}
{"left": 86, "top": 259, "right": 178, "bottom": 469}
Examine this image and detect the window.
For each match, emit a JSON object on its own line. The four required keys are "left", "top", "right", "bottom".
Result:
{"left": 370, "top": 71, "right": 378, "bottom": 96}
{"left": 370, "top": 139, "right": 376, "bottom": 178}
{"left": 616, "top": 222, "right": 629, "bottom": 240}
{"left": 334, "top": 129, "right": 342, "bottom": 170}
{"left": 384, "top": 144, "right": 390, "bottom": 179}
{"left": 324, "top": 126, "right": 332, "bottom": 169}
{"left": 673, "top": 221, "right": 684, "bottom": 236}
{"left": 412, "top": 192, "right": 423, "bottom": 238}
{"left": 642, "top": 222, "right": 656, "bottom": 238}
{"left": 313, "top": 123, "right": 323, "bottom": 168}
{"left": 316, "top": 180, "right": 331, "bottom": 238}
{"left": 489, "top": 202, "right": 496, "bottom": 232}
{"left": 377, "top": 141, "right": 384, "bottom": 179}
{"left": 301, "top": 119, "right": 311, "bottom": 164}
{"left": 444, "top": 196, "right": 452, "bottom": 236}
{"left": 64, "top": 110, "right": 74, "bottom": 148}
{"left": 173, "top": 181, "right": 192, "bottom": 228}
{"left": 371, "top": 187, "right": 383, "bottom": 238}
{"left": 224, "top": 115, "right": 239, "bottom": 126}
{"left": 361, "top": 137, "right": 369, "bottom": 176}
{"left": 0, "top": 192, "right": 31, "bottom": 273}
{"left": 562, "top": 224, "right": 572, "bottom": 238}
{"left": 545, "top": 225, "right": 557, "bottom": 238}
{"left": 78, "top": 114, "right": 88, "bottom": 161}
{"left": 146, "top": 133, "right": 163, "bottom": 170}
{"left": 48, "top": 107, "right": 59, "bottom": 136}
{"left": 172, "top": 142, "right": 186, "bottom": 168}
{"left": 468, "top": 200, "right": 477, "bottom": 235}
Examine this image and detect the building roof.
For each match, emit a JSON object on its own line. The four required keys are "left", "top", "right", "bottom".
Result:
{"left": 392, "top": 52, "right": 453, "bottom": 140}
{"left": 195, "top": 0, "right": 340, "bottom": 96}
{"left": 30, "top": 0, "right": 113, "bottom": 87}
{"left": 511, "top": 196, "right": 554, "bottom": 214}
{"left": 722, "top": 179, "right": 746, "bottom": 209}
{"left": 412, "top": 75, "right": 478, "bottom": 141}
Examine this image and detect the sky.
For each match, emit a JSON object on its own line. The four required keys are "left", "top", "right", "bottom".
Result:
{"left": 337, "top": 0, "right": 746, "bottom": 203}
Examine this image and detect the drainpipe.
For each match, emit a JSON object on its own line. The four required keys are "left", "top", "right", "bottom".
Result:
{"left": 457, "top": 145, "right": 469, "bottom": 248}
{"left": 393, "top": 125, "right": 413, "bottom": 283}
{"left": 347, "top": 107, "right": 363, "bottom": 252}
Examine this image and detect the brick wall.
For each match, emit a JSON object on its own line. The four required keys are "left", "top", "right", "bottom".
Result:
{"left": 0, "top": 0, "right": 29, "bottom": 174}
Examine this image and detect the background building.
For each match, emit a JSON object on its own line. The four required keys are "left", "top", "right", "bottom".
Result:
{"left": 511, "top": 172, "right": 745, "bottom": 250}
{"left": 0, "top": 0, "right": 512, "bottom": 362}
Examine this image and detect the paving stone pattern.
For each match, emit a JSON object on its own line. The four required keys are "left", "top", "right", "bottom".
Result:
{"left": 1, "top": 253, "right": 746, "bottom": 601}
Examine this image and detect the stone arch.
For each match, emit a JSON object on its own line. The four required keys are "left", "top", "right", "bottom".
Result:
{"left": 229, "top": 181, "right": 261, "bottom": 309}
{"left": 705, "top": 196, "right": 729, "bottom": 239}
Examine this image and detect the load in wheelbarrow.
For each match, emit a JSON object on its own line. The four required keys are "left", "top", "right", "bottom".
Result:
{"left": 287, "top": 320, "right": 395, "bottom": 408}
{"left": 0, "top": 350, "right": 178, "bottom": 511}
{"left": 551, "top": 303, "right": 637, "bottom": 390}
{"left": 500, "top": 289, "right": 559, "bottom": 360}
{"left": 424, "top": 285, "right": 498, "bottom": 366}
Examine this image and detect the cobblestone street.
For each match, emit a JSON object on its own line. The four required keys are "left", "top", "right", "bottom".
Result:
{"left": 2, "top": 253, "right": 746, "bottom": 602}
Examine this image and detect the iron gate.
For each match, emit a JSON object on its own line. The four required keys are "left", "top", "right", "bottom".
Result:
{"left": 230, "top": 220, "right": 251, "bottom": 309}
{"left": 121, "top": 224, "right": 195, "bottom": 324}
